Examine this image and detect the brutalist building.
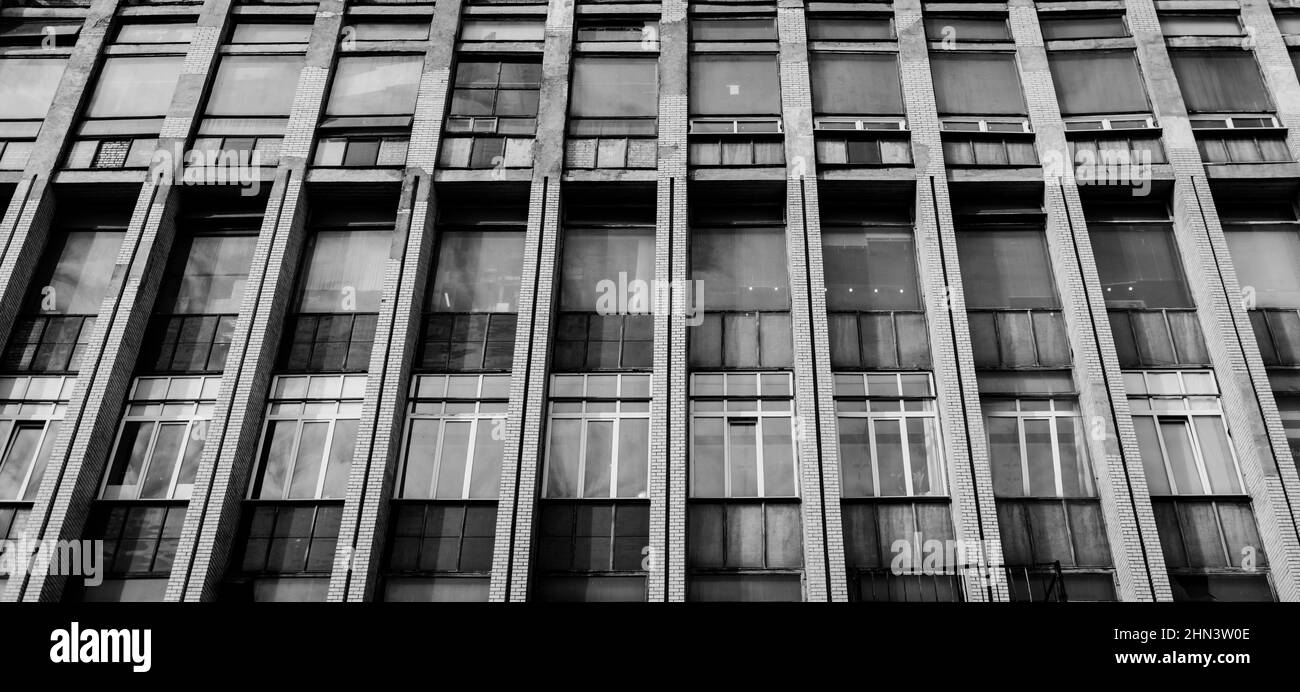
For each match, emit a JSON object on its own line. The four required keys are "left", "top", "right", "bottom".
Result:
{"left": 0, "top": 0, "right": 1299, "bottom": 604}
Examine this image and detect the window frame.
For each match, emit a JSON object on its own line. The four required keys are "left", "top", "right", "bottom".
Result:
{"left": 834, "top": 372, "right": 944, "bottom": 498}
{"left": 690, "top": 372, "right": 799, "bottom": 500}
{"left": 0, "top": 375, "right": 69, "bottom": 503}
{"left": 1127, "top": 370, "right": 1244, "bottom": 497}
{"left": 983, "top": 396, "right": 1094, "bottom": 498}
{"left": 542, "top": 373, "right": 652, "bottom": 500}
{"left": 397, "top": 374, "right": 509, "bottom": 500}
{"left": 100, "top": 375, "right": 220, "bottom": 501}
{"left": 250, "top": 374, "right": 366, "bottom": 501}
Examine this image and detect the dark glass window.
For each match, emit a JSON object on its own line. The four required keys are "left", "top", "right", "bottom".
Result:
{"left": 1090, "top": 223, "right": 1193, "bottom": 309}
{"left": 691, "top": 227, "right": 790, "bottom": 311}
{"left": 1159, "top": 14, "right": 1241, "bottom": 36}
{"left": 1169, "top": 50, "right": 1273, "bottom": 113}
{"left": 690, "top": 18, "right": 777, "bottom": 42}
{"left": 929, "top": 53, "right": 1025, "bottom": 115}
{"left": 924, "top": 16, "right": 1011, "bottom": 42}
{"left": 1038, "top": 15, "right": 1128, "bottom": 40}
{"left": 689, "top": 55, "right": 782, "bottom": 116}
{"left": 823, "top": 228, "right": 920, "bottom": 311}
{"left": 1048, "top": 51, "right": 1149, "bottom": 116}
{"left": 806, "top": 16, "right": 893, "bottom": 41}
{"left": 957, "top": 230, "right": 1059, "bottom": 309}
{"left": 809, "top": 53, "right": 903, "bottom": 116}
{"left": 569, "top": 57, "right": 658, "bottom": 122}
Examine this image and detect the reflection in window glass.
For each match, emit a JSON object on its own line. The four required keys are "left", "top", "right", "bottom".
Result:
{"left": 428, "top": 232, "right": 525, "bottom": 313}
{"left": 296, "top": 230, "right": 392, "bottom": 313}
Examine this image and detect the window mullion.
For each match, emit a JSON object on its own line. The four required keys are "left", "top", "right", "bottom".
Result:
{"left": 313, "top": 414, "right": 339, "bottom": 500}
{"left": 461, "top": 416, "right": 479, "bottom": 501}
{"left": 1150, "top": 413, "right": 1180, "bottom": 495}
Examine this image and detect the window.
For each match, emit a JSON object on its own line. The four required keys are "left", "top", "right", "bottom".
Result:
{"left": 115, "top": 22, "right": 195, "bottom": 44}
{"left": 924, "top": 15, "right": 1011, "bottom": 42}
{"left": 316, "top": 55, "right": 423, "bottom": 167}
{"left": 1090, "top": 222, "right": 1193, "bottom": 309}
{"left": 140, "top": 232, "right": 257, "bottom": 374}
{"left": 1038, "top": 14, "right": 1128, "bottom": 40}
{"left": 986, "top": 396, "right": 1092, "bottom": 497}
{"left": 555, "top": 222, "right": 654, "bottom": 371}
{"left": 101, "top": 376, "right": 218, "bottom": 500}
{"left": 691, "top": 373, "right": 797, "bottom": 499}
{"left": 1128, "top": 371, "right": 1242, "bottom": 496}
{"left": 344, "top": 20, "right": 431, "bottom": 42}
{"left": 198, "top": 55, "right": 304, "bottom": 165}
{"left": 836, "top": 373, "right": 943, "bottom": 497}
{"left": 806, "top": 15, "right": 893, "bottom": 41}
{"left": 1159, "top": 14, "right": 1241, "bottom": 37}
{"left": 398, "top": 375, "right": 507, "bottom": 500}
{"left": 690, "top": 225, "right": 792, "bottom": 368}
{"left": 576, "top": 18, "right": 657, "bottom": 44}
{"left": 282, "top": 228, "right": 391, "bottom": 373}
{"left": 1154, "top": 497, "right": 1272, "bottom": 601}
{"left": 544, "top": 374, "right": 651, "bottom": 500}
{"left": 67, "top": 56, "right": 183, "bottom": 169}
{"left": 689, "top": 54, "right": 781, "bottom": 116}
{"left": 1048, "top": 51, "right": 1149, "bottom": 116}
{"left": 229, "top": 22, "right": 312, "bottom": 44}
{"left": 1223, "top": 215, "right": 1300, "bottom": 308}
{"left": 929, "top": 53, "right": 1025, "bottom": 116}
{"left": 823, "top": 227, "right": 920, "bottom": 311}
{"left": 0, "top": 20, "right": 80, "bottom": 47}
{"left": 251, "top": 375, "right": 364, "bottom": 500}
{"left": 0, "top": 57, "right": 68, "bottom": 169}
{"left": 690, "top": 17, "right": 777, "bottom": 42}
{"left": 3, "top": 229, "right": 125, "bottom": 373}
{"left": 957, "top": 230, "right": 1059, "bottom": 309}
{"left": 0, "top": 376, "right": 68, "bottom": 502}
{"left": 567, "top": 57, "right": 658, "bottom": 169}
{"left": 441, "top": 60, "right": 541, "bottom": 169}
{"left": 460, "top": 19, "right": 544, "bottom": 42}
{"left": 1169, "top": 50, "right": 1273, "bottom": 114}
{"left": 418, "top": 230, "right": 524, "bottom": 371}
{"left": 1277, "top": 13, "right": 1300, "bottom": 36}
{"left": 810, "top": 53, "right": 903, "bottom": 116}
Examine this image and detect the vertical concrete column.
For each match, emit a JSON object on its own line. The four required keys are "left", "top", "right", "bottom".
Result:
{"left": 775, "top": 0, "right": 847, "bottom": 602}
{"left": 1007, "top": 0, "right": 1169, "bottom": 601}
{"left": 893, "top": 0, "right": 1007, "bottom": 601}
{"left": 489, "top": 0, "right": 573, "bottom": 602}
{"left": 1127, "top": 0, "right": 1300, "bottom": 601}
{"left": 0, "top": 0, "right": 120, "bottom": 351}
{"left": 650, "top": 0, "right": 688, "bottom": 603}
{"left": 8, "top": 0, "right": 234, "bottom": 602}
{"left": 1240, "top": 1, "right": 1300, "bottom": 158}
{"left": 167, "top": 1, "right": 347, "bottom": 602}
{"left": 328, "top": 0, "right": 461, "bottom": 604}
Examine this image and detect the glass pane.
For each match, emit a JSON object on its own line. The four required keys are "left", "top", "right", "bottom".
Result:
{"left": 469, "top": 419, "right": 503, "bottom": 499}
{"left": 690, "top": 227, "right": 789, "bottom": 310}
{"left": 692, "top": 417, "right": 725, "bottom": 497}
{"left": 435, "top": 421, "right": 472, "bottom": 499}
{"left": 691, "top": 18, "right": 777, "bottom": 41}
{"left": 561, "top": 227, "right": 655, "bottom": 311}
{"left": 838, "top": 417, "right": 873, "bottom": 497}
{"left": 1169, "top": 50, "right": 1272, "bottom": 113}
{"left": 230, "top": 23, "right": 312, "bottom": 44}
{"left": 810, "top": 54, "right": 903, "bottom": 116}
{"left": 1090, "top": 225, "right": 1192, "bottom": 309}
{"left": 957, "top": 230, "right": 1059, "bottom": 309}
{"left": 255, "top": 420, "right": 295, "bottom": 499}
{"left": 1160, "top": 419, "right": 1204, "bottom": 495}
{"left": 287, "top": 421, "right": 329, "bottom": 498}
{"left": 545, "top": 418, "right": 582, "bottom": 498}
{"left": 616, "top": 418, "right": 649, "bottom": 498}
{"left": 874, "top": 419, "right": 907, "bottom": 496}
{"left": 22, "top": 421, "right": 59, "bottom": 502}
{"left": 321, "top": 419, "right": 356, "bottom": 498}
{"left": 929, "top": 52, "right": 1025, "bottom": 115}
{"left": 0, "top": 58, "right": 68, "bottom": 120}
{"left": 1133, "top": 416, "right": 1171, "bottom": 495}
{"left": 140, "top": 422, "right": 185, "bottom": 498}
{"left": 1039, "top": 16, "right": 1127, "bottom": 40}
{"left": 583, "top": 420, "right": 614, "bottom": 498}
{"left": 570, "top": 57, "right": 657, "bottom": 118}
{"left": 1057, "top": 416, "right": 1094, "bottom": 496}
{"left": 823, "top": 228, "right": 920, "bottom": 310}
{"left": 1224, "top": 229, "right": 1300, "bottom": 308}
{"left": 807, "top": 17, "right": 893, "bottom": 41}
{"left": 429, "top": 232, "right": 525, "bottom": 312}
{"left": 107, "top": 421, "right": 154, "bottom": 492}
{"left": 909, "top": 417, "right": 941, "bottom": 495}
{"left": 205, "top": 55, "right": 303, "bottom": 117}
{"left": 326, "top": 55, "right": 423, "bottom": 116}
{"left": 689, "top": 54, "right": 782, "bottom": 115}
{"left": 987, "top": 416, "right": 1024, "bottom": 496}
{"left": 85, "top": 56, "right": 183, "bottom": 119}
{"left": 1048, "top": 51, "right": 1148, "bottom": 116}
{"left": 0, "top": 426, "right": 42, "bottom": 499}
{"left": 729, "top": 421, "right": 759, "bottom": 497}
{"left": 32, "top": 231, "right": 125, "bottom": 314}
{"left": 165, "top": 234, "right": 257, "bottom": 314}
{"left": 762, "top": 417, "right": 796, "bottom": 496}
{"left": 1193, "top": 417, "right": 1240, "bottom": 494}
{"left": 297, "top": 230, "right": 391, "bottom": 313}
{"left": 1024, "top": 418, "right": 1056, "bottom": 496}
{"left": 402, "top": 419, "right": 438, "bottom": 498}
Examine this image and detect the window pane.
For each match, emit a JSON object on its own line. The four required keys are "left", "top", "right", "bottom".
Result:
{"left": 874, "top": 419, "right": 907, "bottom": 496}
{"left": 1224, "top": 229, "right": 1300, "bottom": 307}
{"left": 838, "top": 417, "right": 873, "bottom": 496}
{"left": 823, "top": 228, "right": 920, "bottom": 310}
{"left": 583, "top": 420, "right": 614, "bottom": 498}
{"left": 617, "top": 418, "right": 649, "bottom": 498}
{"left": 561, "top": 227, "right": 655, "bottom": 311}
{"left": 326, "top": 55, "right": 423, "bottom": 116}
{"left": 206, "top": 56, "right": 303, "bottom": 117}
{"left": 461, "top": 19, "right": 545, "bottom": 42}
{"left": 429, "top": 232, "right": 524, "bottom": 312}
{"left": 692, "top": 417, "right": 725, "bottom": 497}
{"left": 762, "top": 417, "right": 796, "bottom": 496}
{"left": 349, "top": 21, "right": 431, "bottom": 42}
{"left": 806, "top": 17, "right": 892, "bottom": 41}
{"left": 402, "top": 419, "right": 438, "bottom": 498}
{"left": 22, "top": 421, "right": 58, "bottom": 502}
{"left": 1024, "top": 418, "right": 1056, "bottom": 496}
{"left": 925, "top": 17, "right": 1010, "bottom": 41}
{"left": 1193, "top": 418, "right": 1240, "bottom": 494}
{"left": 0, "top": 58, "right": 67, "bottom": 120}
{"left": 1057, "top": 416, "right": 1093, "bottom": 496}
{"left": 107, "top": 421, "right": 154, "bottom": 491}
{"left": 287, "top": 421, "right": 328, "bottom": 498}
{"left": 1169, "top": 50, "right": 1272, "bottom": 113}
{"left": 570, "top": 58, "right": 657, "bottom": 118}
{"left": 31, "top": 231, "right": 124, "bottom": 315}
{"left": 165, "top": 234, "right": 257, "bottom": 314}
{"left": 691, "top": 227, "right": 790, "bottom": 310}
{"left": 729, "top": 422, "right": 758, "bottom": 496}
{"left": 1133, "top": 416, "right": 1171, "bottom": 495}
{"left": 988, "top": 416, "right": 1023, "bottom": 496}
{"left": 1160, "top": 15, "right": 1240, "bottom": 36}
{"left": 1160, "top": 420, "right": 1204, "bottom": 494}
{"left": 1048, "top": 51, "right": 1148, "bottom": 116}
{"left": 810, "top": 54, "right": 903, "bottom": 115}
{"left": 908, "top": 418, "right": 941, "bottom": 495}
{"left": 929, "top": 53, "right": 1025, "bottom": 115}
{"left": 689, "top": 55, "right": 781, "bottom": 115}
{"left": 230, "top": 23, "right": 312, "bottom": 44}
{"left": 255, "top": 420, "right": 295, "bottom": 499}
{"left": 1091, "top": 226, "right": 1192, "bottom": 308}
{"left": 297, "top": 230, "right": 391, "bottom": 313}
{"left": 140, "top": 423, "right": 185, "bottom": 498}
{"left": 469, "top": 419, "right": 503, "bottom": 499}
{"left": 691, "top": 18, "right": 777, "bottom": 41}
{"left": 321, "top": 419, "right": 356, "bottom": 498}
{"left": 1039, "top": 16, "right": 1128, "bottom": 40}
{"left": 435, "top": 421, "right": 472, "bottom": 499}
{"left": 0, "top": 426, "right": 42, "bottom": 499}
{"left": 86, "top": 56, "right": 183, "bottom": 119}
{"left": 546, "top": 418, "right": 581, "bottom": 498}
{"left": 116, "top": 22, "right": 196, "bottom": 44}
{"left": 957, "top": 230, "right": 1059, "bottom": 308}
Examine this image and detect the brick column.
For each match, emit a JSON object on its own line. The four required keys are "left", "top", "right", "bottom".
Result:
{"left": 776, "top": 0, "right": 847, "bottom": 602}
{"left": 167, "top": 1, "right": 346, "bottom": 602}
{"left": 894, "top": 0, "right": 1007, "bottom": 602}
{"left": 1241, "top": 0, "right": 1300, "bottom": 158}
{"left": 1008, "top": 0, "right": 1170, "bottom": 601}
{"left": 1127, "top": 0, "right": 1300, "bottom": 601}
{"left": 651, "top": 0, "right": 688, "bottom": 603}
{"left": 328, "top": 0, "right": 462, "bottom": 603}
{"left": 489, "top": 0, "right": 574, "bottom": 602}
{"left": 7, "top": 0, "right": 234, "bottom": 602}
